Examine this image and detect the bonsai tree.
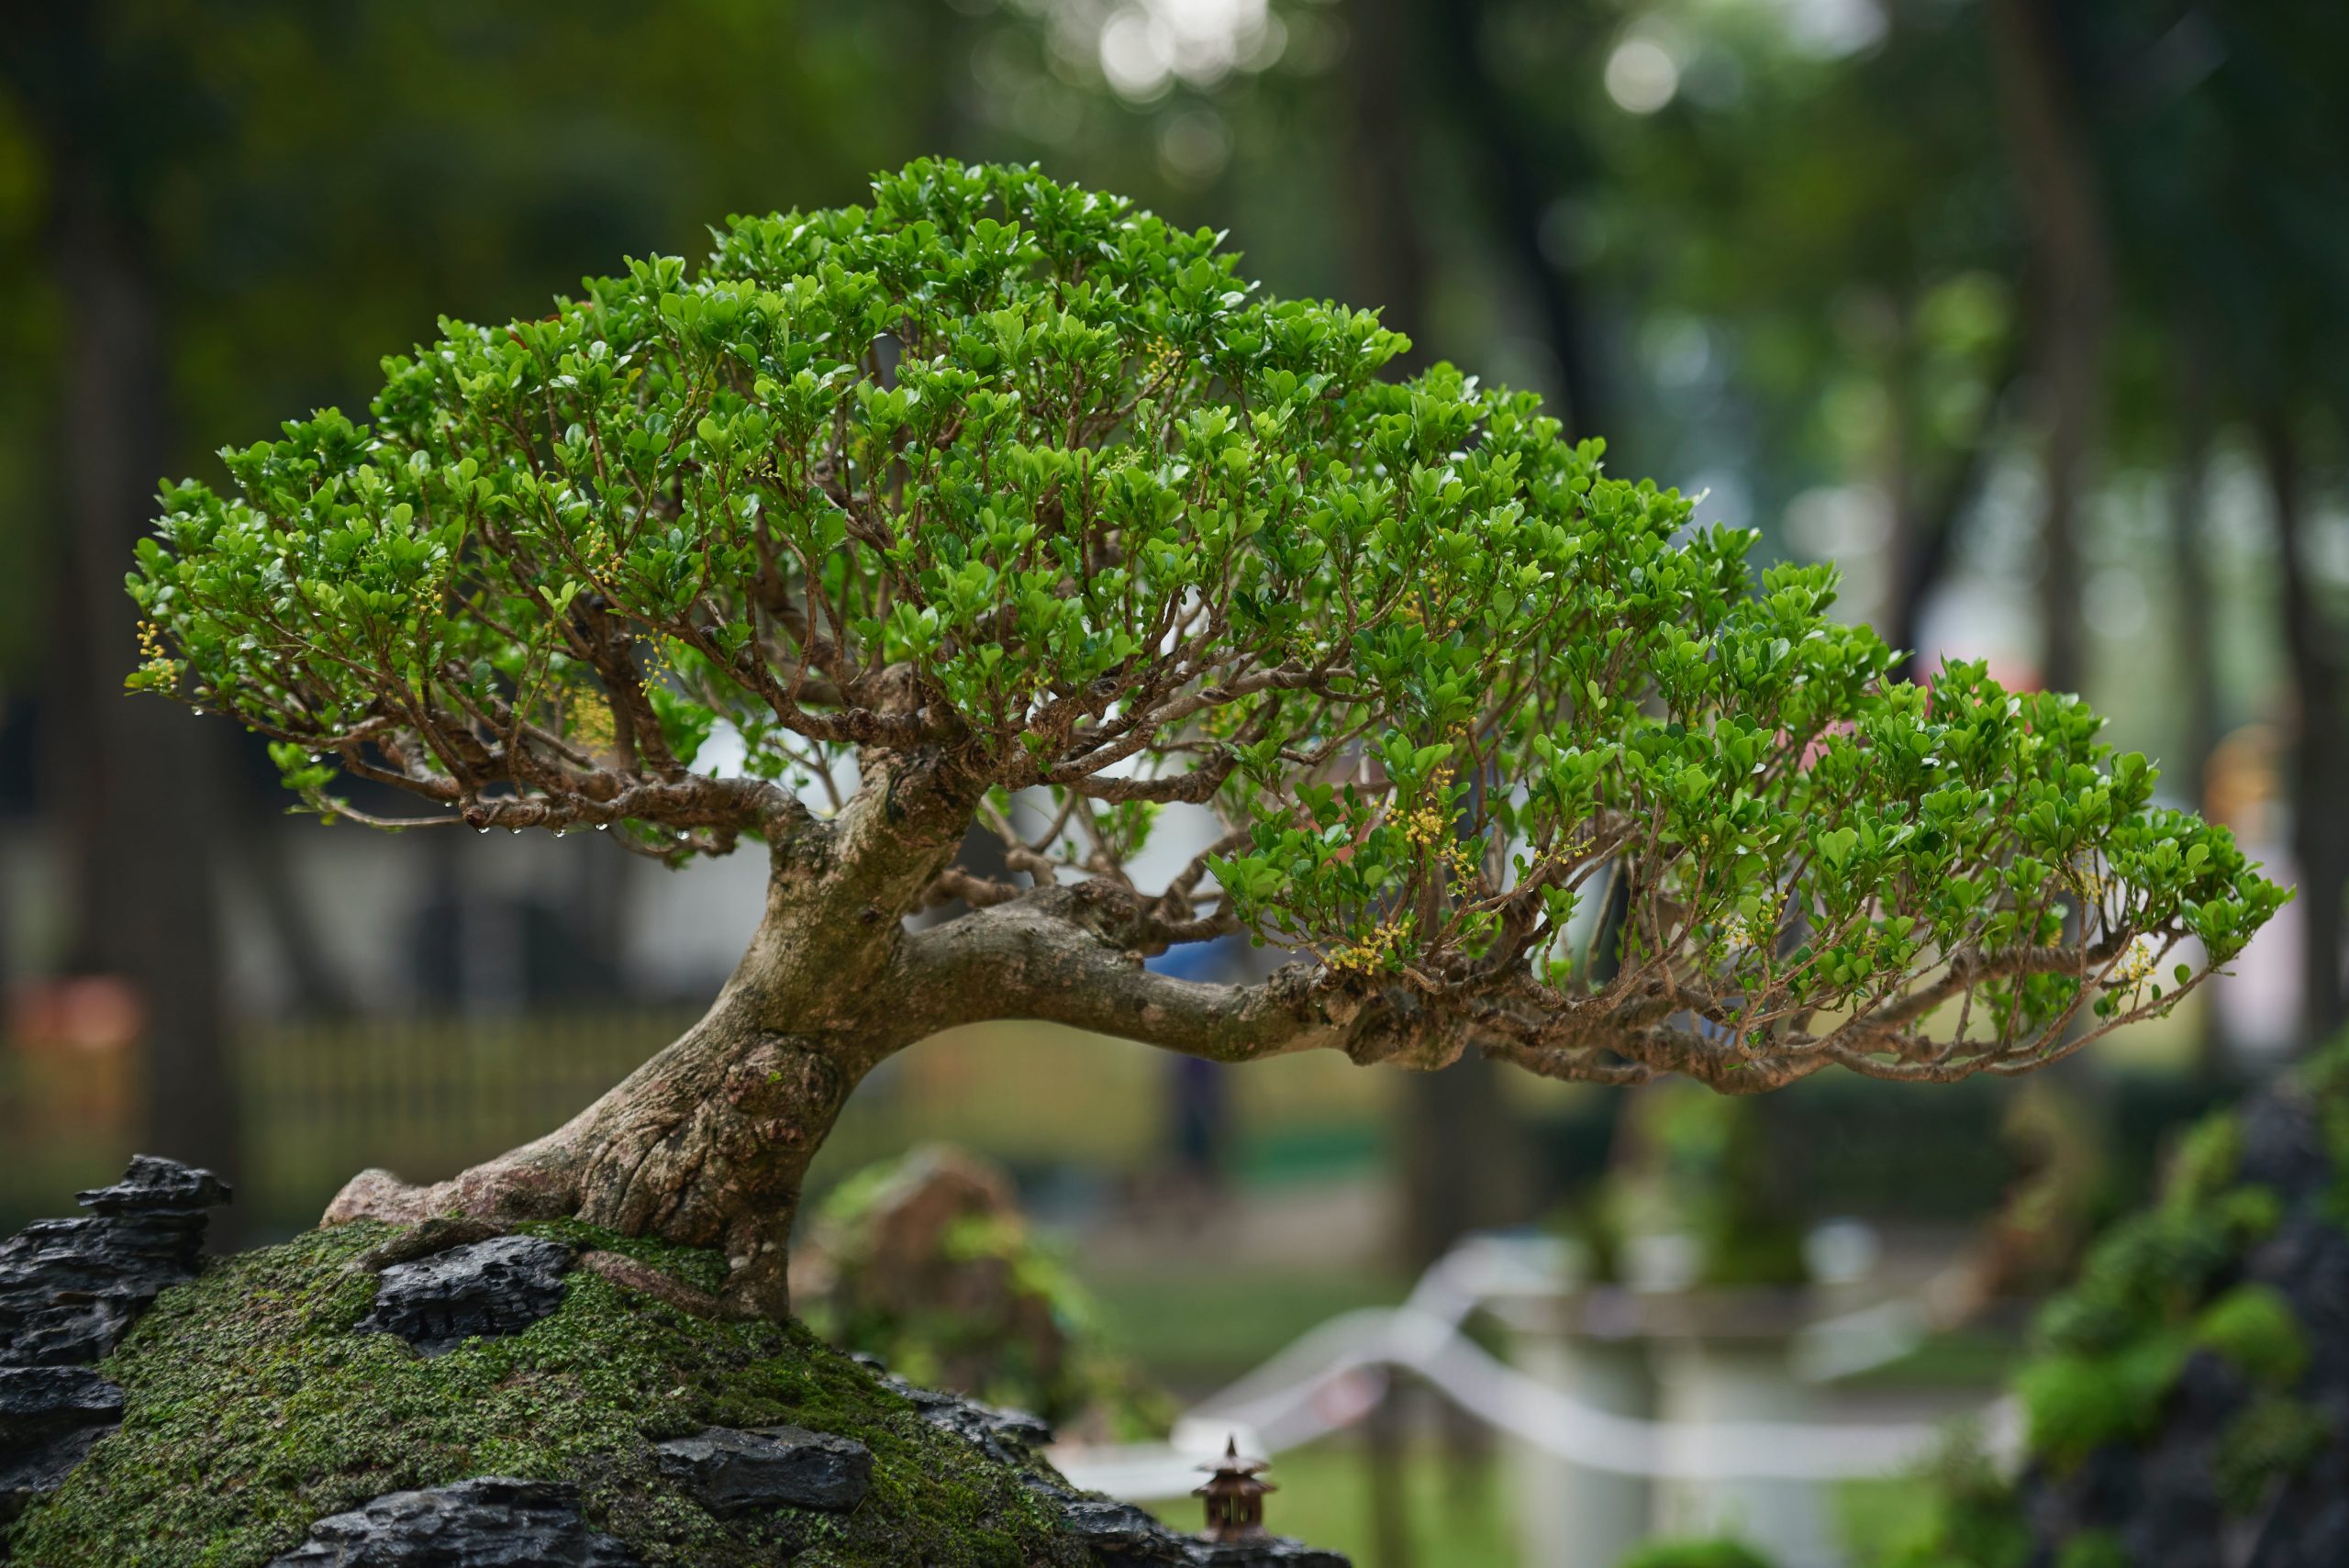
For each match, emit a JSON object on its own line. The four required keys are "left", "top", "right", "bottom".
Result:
{"left": 128, "top": 160, "right": 2286, "bottom": 1318}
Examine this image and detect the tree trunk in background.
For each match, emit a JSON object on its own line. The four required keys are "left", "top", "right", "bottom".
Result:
{"left": 2260, "top": 414, "right": 2347, "bottom": 1044}
{"left": 1427, "top": 0, "right": 1609, "bottom": 444}
{"left": 2166, "top": 368, "right": 2226, "bottom": 1068}
{"left": 571, "top": 836, "right": 631, "bottom": 999}
{"left": 1888, "top": 356, "right": 2020, "bottom": 684}
{"left": 1342, "top": 0, "right": 1545, "bottom": 1440}
{"left": 1342, "top": 0, "right": 1432, "bottom": 375}
{"left": 1986, "top": 0, "right": 2109, "bottom": 696}
{"left": 50, "top": 147, "right": 243, "bottom": 1218}
{"left": 2168, "top": 372, "right": 2221, "bottom": 820}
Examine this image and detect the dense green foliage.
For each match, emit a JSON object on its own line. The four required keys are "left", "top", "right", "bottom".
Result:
{"left": 127, "top": 159, "right": 2283, "bottom": 1083}
{"left": 6, "top": 1221, "right": 1085, "bottom": 1567}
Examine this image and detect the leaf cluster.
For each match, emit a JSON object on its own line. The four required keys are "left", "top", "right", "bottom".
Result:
{"left": 128, "top": 159, "right": 2286, "bottom": 1085}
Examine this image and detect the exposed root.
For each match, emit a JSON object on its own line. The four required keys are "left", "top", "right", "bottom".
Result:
{"left": 322, "top": 1167, "right": 451, "bottom": 1228}
{"left": 323, "top": 1145, "right": 586, "bottom": 1233}
{"left": 577, "top": 1251, "right": 726, "bottom": 1318}
{"left": 343, "top": 1215, "right": 512, "bottom": 1273}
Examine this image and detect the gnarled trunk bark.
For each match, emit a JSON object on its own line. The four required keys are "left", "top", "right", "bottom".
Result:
{"left": 325, "top": 762, "right": 976, "bottom": 1319}
{"left": 328, "top": 994, "right": 870, "bottom": 1319}
{"left": 328, "top": 953, "right": 888, "bottom": 1319}
{"left": 317, "top": 772, "right": 1421, "bottom": 1320}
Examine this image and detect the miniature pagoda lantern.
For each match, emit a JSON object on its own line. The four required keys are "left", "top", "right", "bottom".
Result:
{"left": 1195, "top": 1435, "right": 1275, "bottom": 1543}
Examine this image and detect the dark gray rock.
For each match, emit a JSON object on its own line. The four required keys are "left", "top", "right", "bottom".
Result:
{"left": 74, "top": 1154, "right": 236, "bottom": 1215}
{"left": 0, "top": 1366, "right": 125, "bottom": 1528}
{"left": 858, "top": 1357, "right": 1351, "bottom": 1568}
{"left": 0, "top": 1155, "right": 231, "bottom": 1369}
{"left": 1025, "top": 1477, "right": 1353, "bottom": 1568}
{"left": 884, "top": 1375, "right": 1053, "bottom": 1462}
{"left": 1192, "top": 1540, "right": 1353, "bottom": 1568}
{"left": 360, "top": 1235, "right": 574, "bottom": 1356}
{"left": 265, "top": 1476, "right": 641, "bottom": 1567}
{"left": 855, "top": 1354, "right": 1055, "bottom": 1463}
{"left": 2235, "top": 1093, "right": 2328, "bottom": 1198}
{"left": 0, "top": 1366, "right": 123, "bottom": 1440}
{"left": 907, "top": 1385, "right": 1055, "bottom": 1462}
{"left": 651, "top": 1424, "right": 873, "bottom": 1515}
{"left": 1042, "top": 1488, "right": 1193, "bottom": 1565}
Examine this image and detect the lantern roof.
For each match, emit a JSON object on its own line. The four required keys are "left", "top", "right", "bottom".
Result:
{"left": 1192, "top": 1434, "right": 1276, "bottom": 1496}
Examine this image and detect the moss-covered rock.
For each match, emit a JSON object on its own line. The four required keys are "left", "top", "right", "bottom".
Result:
{"left": 3, "top": 1220, "right": 1097, "bottom": 1566}
{"left": 1888, "top": 1039, "right": 2349, "bottom": 1568}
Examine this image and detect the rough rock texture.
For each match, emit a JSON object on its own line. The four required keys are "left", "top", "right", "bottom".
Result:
{"left": 0, "top": 1156, "right": 227, "bottom": 1545}
{"left": 2014, "top": 1075, "right": 2349, "bottom": 1568}
{"left": 1, "top": 1220, "right": 1099, "bottom": 1565}
{"left": 899, "top": 1382, "right": 1057, "bottom": 1466}
{"left": 1026, "top": 1480, "right": 1350, "bottom": 1568}
{"left": 4, "top": 1213, "right": 1353, "bottom": 1568}
{"left": 1190, "top": 1540, "right": 1354, "bottom": 1568}
{"left": 0, "top": 1154, "right": 231, "bottom": 1368}
{"left": 0, "top": 1366, "right": 125, "bottom": 1445}
{"left": 651, "top": 1424, "right": 873, "bottom": 1515}
{"left": 852, "top": 1357, "right": 1346, "bottom": 1568}
{"left": 75, "top": 1158, "right": 235, "bottom": 1217}
{"left": 359, "top": 1234, "right": 575, "bottom": 1355}
{"left": 265, "top": 1476, "right": 643, "bottom": 1566}
{"left": 0, "top": 1367, "right": 125, "bottom": 1528}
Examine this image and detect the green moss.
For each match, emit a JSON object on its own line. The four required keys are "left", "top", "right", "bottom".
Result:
{"left": 2032, "top": 1193, "right": 2274, "bottom": 1362}
{"left": 5, "top": 1223, "right": 1086, "bottom": 1567}
{"left": 2212, "top": 1396, "right": 2331, "bottom": 1515}
{"left": 2052, "top": 1529, "right": 2128, "bottom": 1568}
{"left": 2191, "top": 1284, "right": 2309, "bottom": 1388}
{"left": 2017, "top": 1336, "right": 2187, "bottom": 1472}
{"left": 2013, "top": 1098, "right": 2297, "bottom": 1475}
{"left": 1908, "top": 1041, "right": 2349, "bottom": 1559}
{"left": 1616, "top": 1538, "right": 1776, "bottom": 1568}
{"left": 520, "top": 1217, "right": 732, "bottom": 1297}
{"left": 1877, "top": 1433, "right": 2030, "bottom": 1568}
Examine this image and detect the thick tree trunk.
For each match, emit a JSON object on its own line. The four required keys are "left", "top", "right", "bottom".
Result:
{"left": 1986, "top": 0, "right": 2109, "bottom": 696}
{"left": 39, "top": 15, "right": 243, "bottom": 1218}
{"left": 327, "top": 925, "right": 883, "bottom": 1318}
{"left": 330, "top": 994, "right": 866, "bottom": 1318}
{"left": 2261, "top": 413, "right": 2347, "bottom": 1044}
{"left": 327, "top": 756, "right": 978, "bottom": 1318}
